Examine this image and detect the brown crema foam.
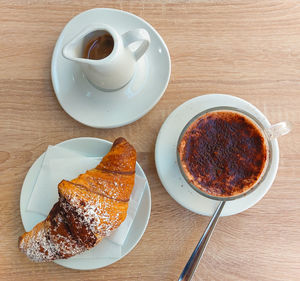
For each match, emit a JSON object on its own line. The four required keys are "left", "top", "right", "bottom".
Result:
{"left": 178, "top": 111, "right": 267, "bottom": 197}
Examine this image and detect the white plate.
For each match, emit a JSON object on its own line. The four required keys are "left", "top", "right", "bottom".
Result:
{"left": 20, "top": 137, "right": 151, "bottom": 270}
{"left": 155, "top": 94, "right": 279, "bottom": 217}
{"left": 51, "top": 8, "right": 171, "bottom": 128}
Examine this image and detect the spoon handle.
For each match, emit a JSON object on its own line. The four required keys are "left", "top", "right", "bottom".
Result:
{"left": 178, "top": 201, "right": 226, "bottom": 281}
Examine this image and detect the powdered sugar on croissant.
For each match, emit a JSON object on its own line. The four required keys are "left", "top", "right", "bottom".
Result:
{"left": 19, "top": 137, "right": 136, "bottom": 262}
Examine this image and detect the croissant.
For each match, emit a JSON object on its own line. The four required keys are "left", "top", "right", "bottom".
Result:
{"left": 19, "top": 137, "right": 136, "bottom": 262}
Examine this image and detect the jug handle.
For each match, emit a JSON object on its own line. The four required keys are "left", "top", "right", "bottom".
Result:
{"left": 122, "top": 29, "right": 150, "bottom": 61}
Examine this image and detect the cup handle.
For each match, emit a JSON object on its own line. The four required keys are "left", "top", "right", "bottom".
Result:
{"left": 122, "top": 29, "right": 150, "bottom": 61}
{"left": 265, "top": 121, "right": 292, "bottom": 140}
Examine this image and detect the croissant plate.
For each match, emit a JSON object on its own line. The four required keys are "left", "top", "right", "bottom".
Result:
{"left": 19, "top": 137, "right": 136, "bottom": 262}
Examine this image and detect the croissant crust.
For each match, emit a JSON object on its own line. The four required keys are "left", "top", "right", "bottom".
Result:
{"left": 19, "top": 137, "right": 136, "bottom": 262}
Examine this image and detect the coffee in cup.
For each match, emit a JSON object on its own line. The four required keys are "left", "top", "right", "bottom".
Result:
{"left": 177, "top": 108, "right": 275, "bottom": 199}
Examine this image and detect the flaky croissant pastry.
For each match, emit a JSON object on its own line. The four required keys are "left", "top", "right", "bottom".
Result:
{"left": 19, "top": 137, "right": 136, "bottom": 262}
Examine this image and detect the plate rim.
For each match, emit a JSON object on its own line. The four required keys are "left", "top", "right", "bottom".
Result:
{"left": 155, "top": 93, "right": 279, "bottom": 217}
{"left": 51, "top": 8, "right": 171, "bottom": 129}
{"left": 19, "top": 137, "right": 151, "bottom": 270}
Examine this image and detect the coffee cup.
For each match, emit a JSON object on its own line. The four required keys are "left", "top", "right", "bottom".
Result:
{"left": 62, "top": 24, "right": 150, "bottom": 91}
{"left": 177, "top": 106, "right": 291, "bottom": 201}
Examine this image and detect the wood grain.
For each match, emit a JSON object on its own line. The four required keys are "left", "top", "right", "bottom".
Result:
{"left": 0, "top": 1, "right": 300, "bottom": 280}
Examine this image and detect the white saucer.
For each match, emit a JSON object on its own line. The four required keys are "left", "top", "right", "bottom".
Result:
{"left": 20, "top": 137, "right": 151, "bottom": 270}
{"left": 51, "top": 8, "right": 171, "bottom": 128}
{"left": 155, "top": 94, "right": 279, "bottom": 217}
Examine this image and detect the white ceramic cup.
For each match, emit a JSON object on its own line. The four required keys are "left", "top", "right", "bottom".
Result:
{"left": 62, "top": 24, "right": 150, "bottom": 91}
{"left": 176, "top": 106, "right": 292, "bottom": 201}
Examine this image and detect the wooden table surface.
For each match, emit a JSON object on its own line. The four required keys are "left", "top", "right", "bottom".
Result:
{"left": 1, "top": 1, "right": 299, "bottom": 280}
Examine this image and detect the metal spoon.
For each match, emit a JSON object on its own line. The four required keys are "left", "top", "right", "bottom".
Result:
{"left": 178, "top": 201, "right": 225, "bottom": 281}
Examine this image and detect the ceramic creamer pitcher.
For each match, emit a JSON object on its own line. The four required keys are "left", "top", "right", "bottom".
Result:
{"left": 62, "top": 24, "right": 150, "bottom": 91}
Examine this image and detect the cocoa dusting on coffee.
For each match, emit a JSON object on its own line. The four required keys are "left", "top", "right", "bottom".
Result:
{"left": 179, "top": 111, "right": 267, "bottom": 197}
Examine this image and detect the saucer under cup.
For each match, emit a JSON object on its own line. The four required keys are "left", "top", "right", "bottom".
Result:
{"left": 155, "top": 94, "right": 279, "bottom": 216}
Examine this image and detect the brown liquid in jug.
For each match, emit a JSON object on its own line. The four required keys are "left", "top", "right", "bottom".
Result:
{"left": 83, "top": 33, "right": 114, "bottom": 60}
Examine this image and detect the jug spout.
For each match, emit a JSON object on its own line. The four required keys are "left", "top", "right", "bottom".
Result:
{"left": 62, "top": 28, "right": 91, "bottom": 63}
{"left": 62, "top": 40, "right": 81, "bottom": 62}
